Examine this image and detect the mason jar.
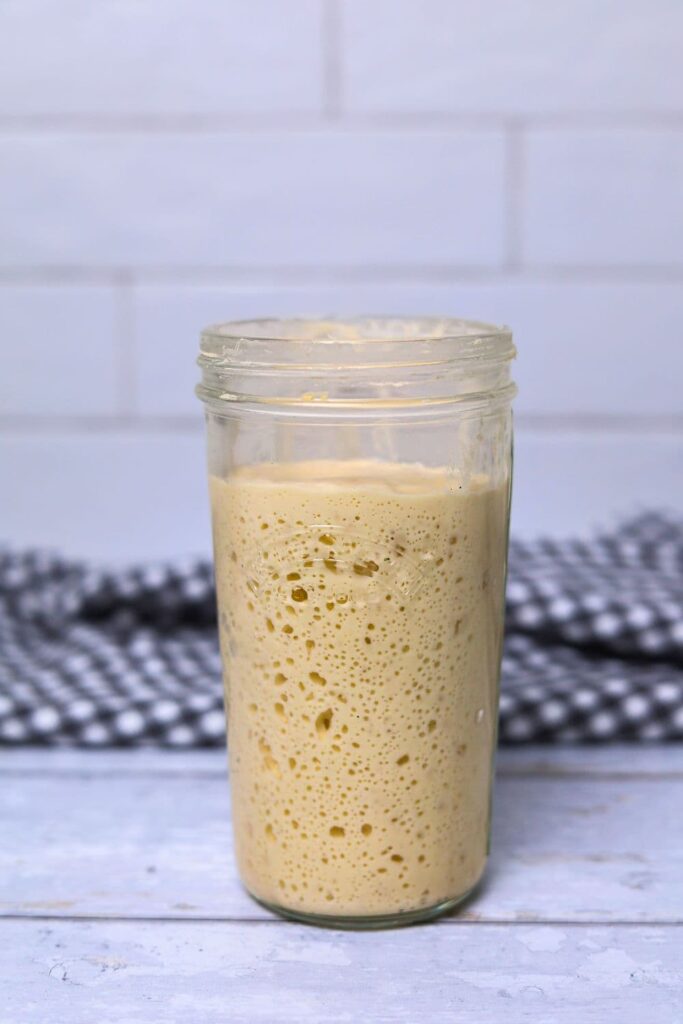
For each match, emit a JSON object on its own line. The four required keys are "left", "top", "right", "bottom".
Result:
{"left": 197, "top": 317, "right": 516, "bottom": 928}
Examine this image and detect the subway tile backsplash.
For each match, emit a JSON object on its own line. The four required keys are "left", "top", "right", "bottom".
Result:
{"left": 1, "top": 0, "right": 681, "bottom": 558}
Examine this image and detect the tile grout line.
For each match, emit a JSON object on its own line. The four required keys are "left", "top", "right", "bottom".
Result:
{"left": 3, "top": 266, "right": 683, "bottom": 286}
{"left": 0, "top": 415, "right": 204, "bottom": 434}
{"left": 322, "top": 0, "right": 342, "bottom": 120}
{"left": 1, "top": 112, "right": 683, "bottom": 133}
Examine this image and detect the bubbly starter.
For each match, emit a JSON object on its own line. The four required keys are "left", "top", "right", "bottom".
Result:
{"left": 211, "top": 459, "right": 509, "bottom": 918}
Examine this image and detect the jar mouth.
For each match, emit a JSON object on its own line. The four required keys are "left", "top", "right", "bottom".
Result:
{"left": 197, "top": 315, "right": 516, "bottom": 412}
{"left": 200, "top": 315, "right": 514, "bottom": 368}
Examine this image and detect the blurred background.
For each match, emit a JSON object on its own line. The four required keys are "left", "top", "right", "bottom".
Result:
{"left": 1, "top": 0, "right": 682, "bottom": 563}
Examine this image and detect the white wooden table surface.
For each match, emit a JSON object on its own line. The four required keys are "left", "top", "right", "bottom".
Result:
{"left": 2, "top": 746, "right": 682, "bottom": 1023}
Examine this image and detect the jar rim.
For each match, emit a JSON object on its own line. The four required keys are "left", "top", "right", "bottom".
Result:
{"left": 197, "top": 315, "right": 516, "bottom": 412}
{"left": 199, "top": 315, "right": 514, "bottom": 367}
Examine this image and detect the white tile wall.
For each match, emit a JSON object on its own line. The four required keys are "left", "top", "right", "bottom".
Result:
{"left": 524, "top": 130, "right": 683, "bottom": 266}
{"left": 0, "top": 0, "right": 325, "bottom": 116}
{"left": 341, "top": 0, "right": 683, "bottom": 115}
{"left": 1, "top": 0, "right": 681, "bottom": 559}
{"left": 0, "top": 432, "right": 208, "bottom": 563}
{"left": 0, "top": 133, "right": 506, "bottom": 269}
{"left": 513, "top": 432, "right": 683, "bottom": 539}
{"left": 0, "top": 287, "right": 122, "bottom": 415}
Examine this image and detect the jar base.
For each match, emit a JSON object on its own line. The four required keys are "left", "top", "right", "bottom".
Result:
{"left": 250, "top": 882, "right": 480, "bottom": 931}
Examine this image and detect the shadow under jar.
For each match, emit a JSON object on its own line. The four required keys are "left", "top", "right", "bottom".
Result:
{"left": 197, "top": 317, "right": 516, "bottom": 928}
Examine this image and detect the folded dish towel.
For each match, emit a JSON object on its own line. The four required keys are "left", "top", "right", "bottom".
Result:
{"left": 1, "top": 512, "right": 681, "bottom": 746}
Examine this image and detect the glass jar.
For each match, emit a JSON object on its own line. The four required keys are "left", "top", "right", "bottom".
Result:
{"left": 197, "top": 316, "right": 515, "bottom": 929}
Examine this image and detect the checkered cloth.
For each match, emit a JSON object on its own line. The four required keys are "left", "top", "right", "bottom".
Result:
{"left": 1, "top": 512, "right": 682, "bottom": 746}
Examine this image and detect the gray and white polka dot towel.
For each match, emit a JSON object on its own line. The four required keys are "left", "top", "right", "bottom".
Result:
{"left": 1, "top": 512, "right": 681, "bottom": 746}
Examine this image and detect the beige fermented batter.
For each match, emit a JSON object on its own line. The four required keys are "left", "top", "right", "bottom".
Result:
{"left": 210, "top": 459, "right": 509, "bottom": 919}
